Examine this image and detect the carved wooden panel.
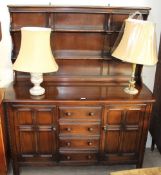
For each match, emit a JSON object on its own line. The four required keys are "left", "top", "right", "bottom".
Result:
{"left": 103, "top": 104, "right": 147, "bottom": 161}
{"left": 12, "top": 105, "right": 57, "bottom": 160}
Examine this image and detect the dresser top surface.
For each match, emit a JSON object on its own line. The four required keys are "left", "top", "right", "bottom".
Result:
{"left": 3, "top": 82, "right": 154, "bottom": 103}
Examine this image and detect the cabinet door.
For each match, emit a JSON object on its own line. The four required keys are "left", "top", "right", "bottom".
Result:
{"left": 9, "top": 104, "right": 57, "bottom": 163}
{"left": 102, "top": 104, "right": 149, "bottom": 165}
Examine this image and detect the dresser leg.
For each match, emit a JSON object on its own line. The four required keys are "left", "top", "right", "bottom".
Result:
{"left": 136, "top": 162, "right": 142, "bottom": 168}
{"left": 136, "top": 155, "right": 144, "bottom": 168}
{"left": 12, "top": 162, "right": 20, "bottom": 175}
{"left": 151, "top": 139, "right": 155, "bottom": 151}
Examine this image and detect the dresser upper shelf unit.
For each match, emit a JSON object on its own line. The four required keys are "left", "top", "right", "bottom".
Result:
{"left": 9, "top": 6, "right": 150, "bottom": 31}
{"left": 8, "top": 6, "right": 150, "bottom": 85}
{"left": 9, "top": 6, "right": 150, "bottom": 60}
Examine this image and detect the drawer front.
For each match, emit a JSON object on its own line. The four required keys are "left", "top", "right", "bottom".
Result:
{"left": 59, "top": 123, "right": 100, "bottom": 135}
{"left": 59, "top": 152, "right": 97, "bottom": 162}
{"left": 59, "top": 106, "right": 101, "bottom": 120}
{"left": 59, "top": 139, "right": 99, "bottom": 150}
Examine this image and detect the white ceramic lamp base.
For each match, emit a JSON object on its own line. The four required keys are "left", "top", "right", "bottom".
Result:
{"left": 30, "top": 73, "right": 45, "bottom": 96}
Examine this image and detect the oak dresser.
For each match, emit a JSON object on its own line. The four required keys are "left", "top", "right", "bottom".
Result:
{"left": 3, "top": 5, "right": 154, "bottom": 175}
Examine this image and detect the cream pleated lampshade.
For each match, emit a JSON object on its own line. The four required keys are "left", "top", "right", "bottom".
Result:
{"left": 112, "top": 19, "right": 158, "bottom": 65}
{"left": 13, "top": 27, "right": 58, "bottom": 73}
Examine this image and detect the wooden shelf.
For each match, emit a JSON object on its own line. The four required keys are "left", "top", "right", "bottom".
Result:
{"left": 10, "top": 24, "right": 121, "bottom": 32}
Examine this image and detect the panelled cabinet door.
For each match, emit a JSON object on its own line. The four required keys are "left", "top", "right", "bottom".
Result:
{"left": 102, "top": 104, "right": 147, "bottom": 164}
{"left": 9, "top": 104, "right": 57, "bottom": 163}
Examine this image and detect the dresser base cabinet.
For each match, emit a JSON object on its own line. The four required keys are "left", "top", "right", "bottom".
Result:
{"left": 4, "top": 83, "right": 154, "bottom": 175}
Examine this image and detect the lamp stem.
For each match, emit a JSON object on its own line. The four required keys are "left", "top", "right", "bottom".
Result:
{"left": 124, "top": 63, "right": 138, "bottom": 95}
{"left": 131, "top": 63, "right": 136, "bottom": 81}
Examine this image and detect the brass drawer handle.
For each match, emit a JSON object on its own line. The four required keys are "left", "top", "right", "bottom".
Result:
{"left": 88, "top": 127, "right": 93, "bottom": 132}
{"left": 67, "top": 156, "right": 71, "bottom": 160}
{"left": 87, "top": 155, "right": 92, "bottom": 160}
{"left": 103, "top": 125, "right": 107, "bottom": 131}
{"left": 66, "top": 142, "right": 71, "bottom": 147}
{"left": 89, "top": 112, "right": 94, "bottom": 116}
{"left": 66, "top": 112, "right": 72, "bottom": 116}
{"left": 66, "top": 128, "right": 71, "bottom": 132}
{"left": 52, "top": 126, "right": 56, "bottom": 131}
{"left": 88, "top": 141, "right": 93, "bottom": 146}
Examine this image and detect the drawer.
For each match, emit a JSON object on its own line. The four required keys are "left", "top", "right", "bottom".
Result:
{"left": 59, "top": 123, "right": 100, "bottom": 135}
{"left": 59, "top": 152, "right": 97, "bottom": 162}
{"left": 59, "top": 139, "right": 99, "bottom": 150}
{"left": 59, "top": 106, "right": 101, "bottom": 120}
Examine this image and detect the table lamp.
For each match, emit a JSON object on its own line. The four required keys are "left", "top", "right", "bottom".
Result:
{"left": 13, "top": 27, "right": 58, "bottom": 96}
{"left": 112, "top": 19, "right": 158, "bottom": 95}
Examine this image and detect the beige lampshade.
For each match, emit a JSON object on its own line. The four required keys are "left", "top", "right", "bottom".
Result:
{"left": 112, "top": 19, "right": 158, "bottom": 65}
{"left": 13, "top": 27, "right": 58, "bottom": 73}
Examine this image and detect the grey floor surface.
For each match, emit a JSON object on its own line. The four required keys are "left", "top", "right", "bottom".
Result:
{"left": 8, "top": 148, "right": 161, "bottom": 175}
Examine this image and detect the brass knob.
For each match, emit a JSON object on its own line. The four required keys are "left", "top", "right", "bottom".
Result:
{"left": 88, "top": 127, "right": 93, "bottom": 132}
{"left": 89, "top": 112, "right": 94, "bottom": 116}
{"left": 103, "top": 126, "right": 107, "bottom": 131}
{"left": 66, "top": 128, "right": 71, "bottom": 132}
{"left": 87, "top": 155, "right": 92, "bottom": 160}
{"left": 52, "top": 126, "right": 56, "bottom": 131}
{"left": 67, "top": 156, "right": 71, "bottom": 160}
{"left": 66, "top": 112, "right": 71, "bottom": 116}
{"left": 88, "top": 141, "right": 93, "bottom": 146}
{"left": 66, "top": 142, "right": 71, "bottom": 147}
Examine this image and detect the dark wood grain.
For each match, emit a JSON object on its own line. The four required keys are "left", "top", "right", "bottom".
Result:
{"left": 0, "top": 89, "right": 9, "bottom": 175}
